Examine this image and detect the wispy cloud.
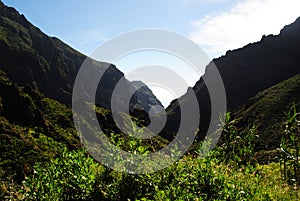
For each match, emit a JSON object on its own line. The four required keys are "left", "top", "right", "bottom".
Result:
{"left": 189, "top": 0, "right": 300, "bottom": 57}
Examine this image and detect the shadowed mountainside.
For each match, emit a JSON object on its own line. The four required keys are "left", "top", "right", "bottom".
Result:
{"left": 164, "top": 17, "right": 300, "bottom": 147}
{"left": 0, "top": 69, "right": 80, "bottom": 182}
{"left": 1, "top": 0, "right": 300, "bottom": 179}
{"left": 0, "top": 1, "right": 162, "bottom": 112}
{"left": 233, "top": 73, "right": 300, "bottom": 151}
{"left": 0, "top": 1, "right": 166, "bottom": 183}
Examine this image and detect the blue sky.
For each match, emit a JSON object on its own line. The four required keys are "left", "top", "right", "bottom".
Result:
{"left": 3, "top": 0, "right": 299, "bottom": 58}
{"left": 2, "top": 0, "right": 300, "bottom": 106}
{"left": 2, "top": 0, "right": 238, "bottom": 56}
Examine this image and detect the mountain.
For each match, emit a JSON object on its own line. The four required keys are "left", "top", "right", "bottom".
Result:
{"left": 214, "top": 17, "right": 300, "bottom": 109}
{"left": 1, "top": 0, "right": 299, "bottom": 176}
{"left": 0, "top": 1, "right": 166, "bottom": 184}
{"left": 164, "top": 17, "right": 300, "bottom": 145}
{"left": 0, "top": 1, "right": 162, "bottom": 112}
{"left": 233, "top": 73, "right": 300, "bottom": 151}
{"left": 0, "top": 69, "right": 80, "bottom": 182}
{"left": 0, "top": 68, "right": 169, "bottom": 182}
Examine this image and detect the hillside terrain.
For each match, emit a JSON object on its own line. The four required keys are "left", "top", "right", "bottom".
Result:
{"left": 0, "top": 69, "right": 80, "bottom": 182}
{"left": 233, "top": 73, "right": 300, "bottom": 152}
{"left": 164, "top": 17, "right": 300, "bottom": 149}
{"left": 0, "top": 1, "right": 162, "bottom": 112}
{"left": 0, "top": 1, "right": 299, "bottom": 200}
{"left": 0, "top": 0, "right": 164, "bottom": 188}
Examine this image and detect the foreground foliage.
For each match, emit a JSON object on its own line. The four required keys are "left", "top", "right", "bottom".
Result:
{"left": 13, "top": 149, "right": 298, "bottom": 201}
{"left": 0, "top": 71, "right": 299, "bottom": 200}
{"left": 3, "top": 108, "right": 299, "bottom": 200}
{"left": 22, "top": 148, "right": 98, "bottom": 200}
{"left": 280, "top": 104, "right": 300, "bottom": 186}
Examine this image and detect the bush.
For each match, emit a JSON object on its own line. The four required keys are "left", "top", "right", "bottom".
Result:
{"left": 213, "top": 113, "right": 258, "bottom": 167}
{"left": 17, "top": 113, "right": 300, "bottom": 200}
{"left": 22, "top": 147, "right": 99, "bottom": 200}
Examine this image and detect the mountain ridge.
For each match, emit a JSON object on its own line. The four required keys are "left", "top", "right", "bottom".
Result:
{"left": 0, "top": 1, "right": 162, "bottom": 113}
{"left": 164, "top": 16, "right": 300, "bottom": 144}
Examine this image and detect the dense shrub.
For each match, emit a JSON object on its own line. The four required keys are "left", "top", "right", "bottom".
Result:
{"left": 14, "top": 113, "right": 300, "bottom": 200}
{"left": 212, "top": 113, "right": 258, "bottom": 167}
{"left": 22, "top": 147, "right": 99, "bottom": 200}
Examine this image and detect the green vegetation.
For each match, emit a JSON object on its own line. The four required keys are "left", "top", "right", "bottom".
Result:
{"left": 1, "top": 62, "right": 299, "bottom": 200}
{"left": 23, "top": 147, "right": 98, "bottom": 200}
{"left": 1, "top": 69, "right": 299, "bottom": 200}
{"left": 213, "top": 112, "right": 257, "bottom": 167}
{"left": 0, "top": 16, "right": 32, "bottom": 50}
{"left": 233, "top": 74, "right": 300, "bottom": 152}
{"left": 0, "top": 70, "right": 80, "bottom": 195}
{"left": 1, "top": 107, "right": 299, "bottom": 200}
{"left": 0, "top": 1, "right": 300, "bottom": 200}
{"left": 280, "top": 104, "right": 300, "bottom": 186}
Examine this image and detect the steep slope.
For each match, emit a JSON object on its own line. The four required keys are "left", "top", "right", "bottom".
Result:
{"left": 0, "top": 68, "right": 168, "bottom": 183}
{"left": 0, "top": 70, "right": 80, "bottom": 182}
{"left": 233, "top": 73, "right": 300, "bottom": 151}
{"left": 0, "top": 1, "right": 165, "bottom": 183}
{"left": 214, "top": 17, "right": 300, "bottom": 109}
{"left": 0, "top": 1, "right": 162, "bottom": 112}
{"left": 164, "top": 17, "right": 300, "bottom": 142}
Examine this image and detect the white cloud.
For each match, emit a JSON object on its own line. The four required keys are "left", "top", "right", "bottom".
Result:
{"left": 190, "top": 0, "right": 300, "bottom": 57}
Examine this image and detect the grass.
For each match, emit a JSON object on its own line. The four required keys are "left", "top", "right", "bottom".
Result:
{"left": 233, "top": 73, "right": 300, "bottom": 151}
